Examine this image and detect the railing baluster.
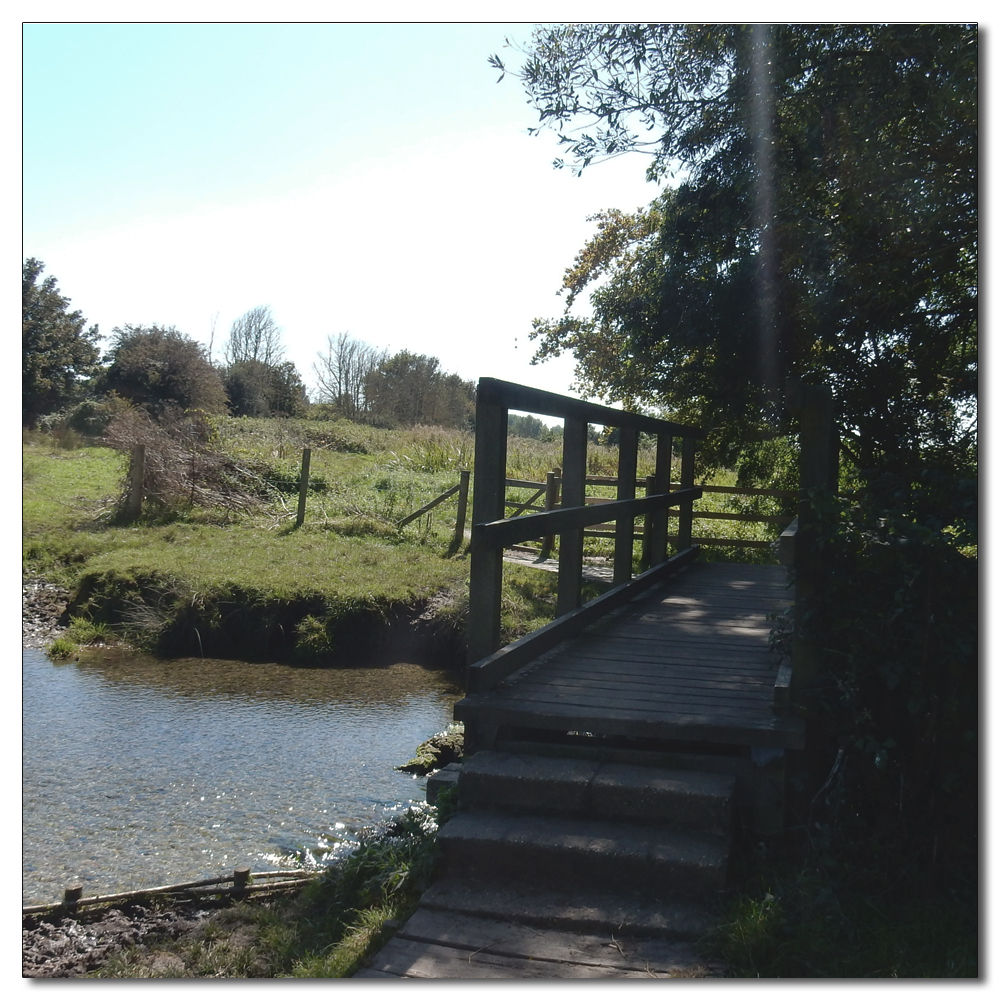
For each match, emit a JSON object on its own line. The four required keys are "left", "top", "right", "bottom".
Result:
{"left": 466, "top": 379, "right": 704, "bottom": 692}
{"left": 614, "top": 427, "right": 639, "bottom": 584}
{"left": 677, "top": 435, "right": 696, "bottom": 552}
{"left": 650, "top": 434, "right": 673, "bottom": 564}
{"left": 557, "top": 419, "right": 587, "bottom": 616}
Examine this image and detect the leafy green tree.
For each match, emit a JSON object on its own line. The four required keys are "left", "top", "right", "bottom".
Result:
{"left": 224, "top": 358, "right": 308, "bottom": 418}
{"left": 365, "top": 351, "right": 475, "bottom": 429}
{"left": 497, "top": 24, "right": 977, "bottom": 486}
{"left": 22, "top": 258, "right": 101, "bottom": 425}
{"left": 99, "top": 324, "right": 228, "bottom": 415}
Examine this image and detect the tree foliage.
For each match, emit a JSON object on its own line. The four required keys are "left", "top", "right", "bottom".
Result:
{"left": 22, "top": 258, "right": 101, "bottom": 425}
{"left": 224, "top": 359, "right": 308, "bottom": 418}
{"left": 99, "top": 324, "right": 229, "bottom": 415}
{"left": 498, "top": 24, "right": 977, "bottom": 484}
{"left": 313, "top": 335, "right": 475, "bottom": 429}
{"left": 366, "top": 351, "right": 475, "bottom": 429}
{"left": 313, "top": 332, "right": 388, "bottom": 421}
{"left": 224, "top": 305, "right": 284, "bottom": 367}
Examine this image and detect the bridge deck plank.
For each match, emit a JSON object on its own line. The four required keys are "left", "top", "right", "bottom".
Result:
{"left": 455, "top": 561, "right": 803, "bottom": 750}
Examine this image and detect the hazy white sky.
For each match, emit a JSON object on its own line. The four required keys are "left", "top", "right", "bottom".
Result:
{"left": 23, "top": 20, "right": 666, "bottom": 403}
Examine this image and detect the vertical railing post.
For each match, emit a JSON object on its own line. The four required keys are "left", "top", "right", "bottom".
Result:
{"left": 641, "top": 474, "right": 655, "bottom": 570}
{"left": 649, "top": 433, "right": 672, "bottom": 565}
{"left": 614, "top": 427, "right": 639, "bottom": 584}
{"left": 677, "top": 435, "right": 696, "bottom": 551}
{"left": 467, "top": 390, "right": 508, "bottom": 666}
{"left": 451, "top": 469, "right": 470, "bottom": 551}
{"left": 556, "top": 419, "right": 588, "bottom": 616}
{"left": 295, "top": 447, "right": 311, "bottom": 528}
{"left": 540, "top": 468, "right": 560, "bottom": 560}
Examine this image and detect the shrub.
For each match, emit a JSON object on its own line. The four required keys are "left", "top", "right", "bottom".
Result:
{"left": 789, "top": 490, "right": 977, "bottom": 886}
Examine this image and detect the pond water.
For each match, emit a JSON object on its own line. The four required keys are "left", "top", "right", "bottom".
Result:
{"left": 22, "top": 647, "right": 463, "bottom": 906}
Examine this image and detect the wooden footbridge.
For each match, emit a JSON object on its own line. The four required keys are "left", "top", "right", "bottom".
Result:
{"left": 359, "top": 378, "right": 837, "bottom": 978}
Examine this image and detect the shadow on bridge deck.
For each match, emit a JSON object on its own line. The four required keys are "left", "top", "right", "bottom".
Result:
{"left": 456, "top": 561, "right": 804, "bottom": 755}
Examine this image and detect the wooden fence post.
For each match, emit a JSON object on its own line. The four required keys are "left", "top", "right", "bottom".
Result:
{"left": 614, "top": 427, "right": 639, "bottom": 584}
{"left": 452, "top": 469, "right": 470, "bottom": 551}
{"left": 295, "top": 448, "right": 311, "bottom": 528}
{"left": 233, "top": 866, "right": 251, "bottom": 900}
{"left": 62, "top": 884, "right": 84, "bottom": 911}
{"left": 556, "top": 420, "right": 588, "bottom": 616}
{"left": 124, "top": 444, "right": 145, "bottom": 521}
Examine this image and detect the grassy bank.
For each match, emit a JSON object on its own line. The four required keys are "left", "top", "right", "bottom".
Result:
{"left": 82, "top": 800, "right": 450, "bottom": 979}
{"left": 25, "top": 415, "right": 790, "bottom": 663}
{"left": 24, "top": 418, "right": 658, "bottom": 662}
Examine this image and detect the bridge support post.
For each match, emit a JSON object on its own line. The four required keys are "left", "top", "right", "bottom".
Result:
{"left": 786, "top": 380, "right": 837, "bottom": 702}
{"left": 468, "top": 391, "right": 508, "bottom": 665}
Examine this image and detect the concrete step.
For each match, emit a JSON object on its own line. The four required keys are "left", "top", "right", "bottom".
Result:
{"left": 436, "top": 811, "right": 730, "bottom": 899}
{"left": 417, "top": 875, "right": 717, "bottom": 940}
{"left": 458, "top": 750, "right": 735, "bottom": 835}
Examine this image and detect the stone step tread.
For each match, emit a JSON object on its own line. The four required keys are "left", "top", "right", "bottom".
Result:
{"left": 459, "top": 751, "right": 734, "bottom": 829}
{"left": 462, "top": 750, "right": 736, "bottom": 798}
{"left": 418, "top": 875, "right": 717, "bottom": 939}
{"left": 438, "top": 811, "right": 729, "bottom": 872}
{"left": 357, "top": 909, "right": 719, "bottom": 978}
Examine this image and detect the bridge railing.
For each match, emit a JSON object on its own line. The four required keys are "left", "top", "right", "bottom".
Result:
{"left": 467, "top": 378, "right": 704, "bottom": 692}
{"left": 501, "top": 473, "right": 796, "bottom": 558}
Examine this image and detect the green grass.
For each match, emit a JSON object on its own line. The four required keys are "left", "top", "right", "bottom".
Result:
{"left": 88, "top": 804, "right": 444, "bottom": 979}
{"left": 707, "top": 857, "right": 977, "bottom": 977}
{"left": 23, "top": 417, "right": 789, "bottom": 660}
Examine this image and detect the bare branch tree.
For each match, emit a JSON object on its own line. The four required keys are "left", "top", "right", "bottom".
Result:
{"left": 225, "top": 305, "right": 284, "bottom": 366}
{"left": 313, "top": 332, "right": 387, "bottom": 420}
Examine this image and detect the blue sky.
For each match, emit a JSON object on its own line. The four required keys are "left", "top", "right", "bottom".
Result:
{"left": 23, "top": 21, "right": 665, "bottom": 403}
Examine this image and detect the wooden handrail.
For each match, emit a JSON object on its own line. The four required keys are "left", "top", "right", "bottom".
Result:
{"left": 475, "top": 488, "right": 702, "bottom": 551}
{"left": 467, "top": 378, "right": 703, "bottom": 679}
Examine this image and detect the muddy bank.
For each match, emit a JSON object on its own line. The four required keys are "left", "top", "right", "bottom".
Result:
{"left": 25, "top": 572, "right": 466, "bottom": 669}
{"left": 22, "top": 899, "right": 225, "bottom": 978}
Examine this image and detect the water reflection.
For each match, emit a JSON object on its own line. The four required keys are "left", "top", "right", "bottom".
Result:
{"left": 22, "top": 648, "right": 462, "bottom": 906}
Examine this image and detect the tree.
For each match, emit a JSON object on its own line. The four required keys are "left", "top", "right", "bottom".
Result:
{"left": 366, "top": 350, "right": 475, "bottom": 429}
{"left": 497, "top": 24, "right": 977, "bottom": 485}
{"left": 224, "top": 358, "right": 308, "bottom": 418}
{"left": 99, "top": 324, "right": 228, "bottom": 415}
{"left": 225, "top": 305, "right": 284, "bottom": 367}
{"left": 313, "top": 333, "right": 388, "bottom": 420}
{"left": 22, "top": 258, "right": 101, "bottom": 425}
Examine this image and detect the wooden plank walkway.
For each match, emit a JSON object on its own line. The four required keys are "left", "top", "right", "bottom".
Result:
{"left": 456, "top": 561, "right": 803, "bottom": 751}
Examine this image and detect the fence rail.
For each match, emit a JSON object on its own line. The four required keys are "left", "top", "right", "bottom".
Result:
{"left": 23, "top": 867, "right": 319, "bottom": 917}
{"left": 467, "top": 378, "right": 704, "bottom": 688}
{"left": 502, "top": 474, "right": 795, "bottom": 552}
